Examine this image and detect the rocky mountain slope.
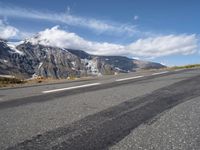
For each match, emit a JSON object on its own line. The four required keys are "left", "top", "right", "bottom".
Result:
{"left": 0, "top": 39, "right": 165, "bottom": 79}
{"left": 67, "top": 49, "right": 165, "bottom": 72}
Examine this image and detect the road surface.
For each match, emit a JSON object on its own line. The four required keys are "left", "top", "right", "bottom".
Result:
{"left": 0, "top": 69, "right": 200, "bottom": 150}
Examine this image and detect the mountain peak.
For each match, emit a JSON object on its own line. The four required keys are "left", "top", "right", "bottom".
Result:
{"left": 24, "top": 26, "right": 73, "bottom": 49}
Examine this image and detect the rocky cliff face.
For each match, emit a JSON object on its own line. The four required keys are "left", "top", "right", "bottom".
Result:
{"left": 16, "top": 42, "right": 83, "bottom": 78}
{"left": 0, "top": 40, "right": 31, "bottom": 78}
{"left": 68, "top": 49, "right": 165, "bottom": 73}
{"left": 0, "top": 40, "right": 165, "bottom": 79}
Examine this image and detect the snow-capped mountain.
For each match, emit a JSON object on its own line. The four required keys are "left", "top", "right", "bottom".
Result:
{"left": 0, "top": 38, "right": 165, "bottom": 79}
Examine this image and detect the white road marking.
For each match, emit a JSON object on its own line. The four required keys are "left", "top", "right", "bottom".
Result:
{"left": 116, "top": 75, "right": 144, "bottom": 82}
{"left": 174, "top": 69, "right": 185, "bottom": 72}
{"left": 152, "top": 71, "right": 169, "bottom": 75}
{"left": 42, "top": 83, "right": 101, "bottom": 94}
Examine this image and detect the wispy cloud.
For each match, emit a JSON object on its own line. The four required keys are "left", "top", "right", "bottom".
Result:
{"left": 27, "top": 26, "right": 199, "bottom": 58}
{"left": 0, "top": 19, "right": 35, "bottom": 40}
{"left": 0, "top": 4, "right": 198, "bottom": 59}
{"left": 0, "top": 19, "right": 19, "bottom": 39}
{"left": 0, "top": 5, "right": 138, "bottom": 36}
{"left": 134, "top": 15, "right": 139, "bottom": 21}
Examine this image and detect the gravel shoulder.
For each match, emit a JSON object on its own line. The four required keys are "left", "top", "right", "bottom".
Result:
{"left": 110, "top": 96, "right": 200, "bottom": 150}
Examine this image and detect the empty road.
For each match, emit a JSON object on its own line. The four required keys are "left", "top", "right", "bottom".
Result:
{"left": 0, "top": 69, "right": 200, "bottom": 150}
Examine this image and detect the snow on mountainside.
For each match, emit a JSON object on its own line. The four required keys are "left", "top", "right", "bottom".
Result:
{"left": 0, "top": 39, "right": 34, "bottom": 78}
{"left": 0, "top": 38, "right": 165, "bottom": 79}
{"left": 67, "top": 49, "right": 165, "bottom": 73}
{"left": 7, "top": 41, "right": 24, "bottom": 55}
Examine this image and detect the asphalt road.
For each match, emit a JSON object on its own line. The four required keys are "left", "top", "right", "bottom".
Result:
{"left": 0, "top": 69, "right": 200, "bottom": 150}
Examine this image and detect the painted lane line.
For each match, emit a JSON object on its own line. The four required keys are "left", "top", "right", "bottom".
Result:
{"left": 174, "top": 69, "right": 185, "bottom": 72}
{"left": 152, "top": 71, "right": 169, "bottom": 75}
{"left": 116, "top": 75, "right": 144, "bottom": 82}
{"left": 42, "top": 83, "right": 101, "bottom": 94}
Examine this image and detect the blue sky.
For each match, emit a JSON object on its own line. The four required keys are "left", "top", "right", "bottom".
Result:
{"left": 0, "top": 0, "right": 200, "bottom": 66}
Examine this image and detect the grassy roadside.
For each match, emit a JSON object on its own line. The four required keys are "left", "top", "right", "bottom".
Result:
{"left": 1, "top": 64, "right": 200, "bottom": 88}
{"left": 0, "top": 77, "right": 26, "bottom": 87}
{"left": 0, "top": 76, "right": 85, "bottom": 88}
{"left": 168, "top": 64, "right": 200, "bottom": 70}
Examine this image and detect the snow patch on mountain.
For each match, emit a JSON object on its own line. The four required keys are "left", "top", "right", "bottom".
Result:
{"left": 0, "top": 59, "right": 8, "bottom": 63}
{"left": 81, "top": 58, "right": 100, "bottom": 75}
{"left": 38, "top": 62, "right": 43, "bottom": 69}
{"left": 7, "top": 41, "right": 24, "bottom": 55}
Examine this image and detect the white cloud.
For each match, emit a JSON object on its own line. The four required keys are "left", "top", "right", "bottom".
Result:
{"left": 0, "top": 19, "right": 33, "bottom": 40}
{"left": 28, "top": 26, "right": 124, "bottom": 55}
{"left": 28, "top": 26, "right": 199, "bottom": 58}
{"left": 132, "top": 57, "right": 140, "bottom": 60}
{"left": 0, "top": 5, "right": 137, "bottom": 36}
{"left": 0, "top": 19, "right": 19, "bottom": 39}
{"left": 127, "top": 34, "right": 198, "bottom": 57}
{"left": 134, "top": 15, "right": 139, "bottom": 20}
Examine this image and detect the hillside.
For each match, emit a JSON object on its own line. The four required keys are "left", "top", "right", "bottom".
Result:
{"left": 0, "top": 39, "right": 165, "bottom": 79}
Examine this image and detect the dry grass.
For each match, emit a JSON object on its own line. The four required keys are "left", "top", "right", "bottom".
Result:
{"left": 169, "top": 64, "right": 200, "bottom": 70}
{"left": 0, "top": 77, "right": 26, "bottom": 87}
